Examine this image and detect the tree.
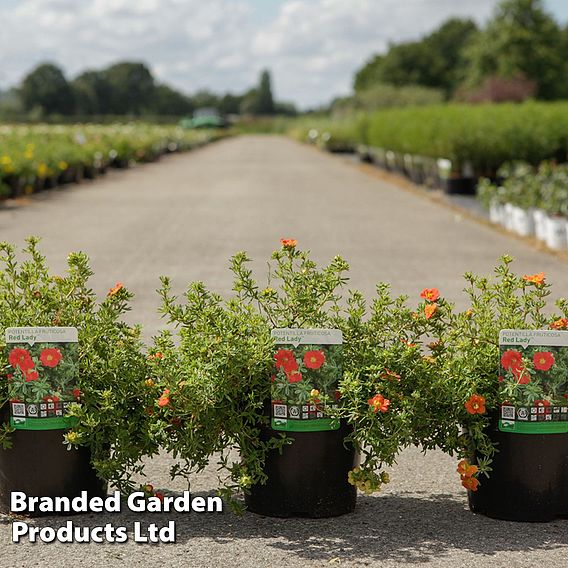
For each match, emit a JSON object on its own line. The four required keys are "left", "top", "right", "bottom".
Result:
{"left": 256, "top": 70, "right": 275, "bottom": 115}
{"left": 151, "top": 84, "right": 193, "bottom": 116}
{"left": 19, "top": 63, "right": 75, "bottom": 115}
{"left": 218, "top": 93, "right": 244, "bottom": 115}
{"left": 71, "top": 71, "right": 112, "bottom": 115}
{"left": 239, "top": 70, "right": 275, "bottom": 115}
{"left": 103, "top": 62, "right": 155, "bottom": 115}
{"left": 190, "top": 89, "right": 220, "bottom": 110}
{"left": 462, "top": 0, "right": 565, "bottom": 99}
{"left": 353, "top": 19, "right": 478, "bottom": 96}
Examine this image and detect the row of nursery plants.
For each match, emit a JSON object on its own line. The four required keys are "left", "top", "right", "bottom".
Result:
{"left": 0, "top": 123, "right": 225, "bottom": 198}
{"left": 1, "top": 238, "right": 567, "bottom": 521}
{"left": 291, "top": 102, "right": 568, "bottom": 194}
{"left": 479, "top": 162, "right": 568, "bottom": 250}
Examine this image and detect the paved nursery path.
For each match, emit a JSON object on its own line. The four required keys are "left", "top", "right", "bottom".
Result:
{"left": 1, "top": 135, "right": 567, "bottom": 567}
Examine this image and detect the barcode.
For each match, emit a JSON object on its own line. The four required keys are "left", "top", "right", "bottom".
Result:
{"left": 501, "top": 405, "right": 516, "bottom": 420}
{"left": 11, "top": 403, "right": 25, "bottom": 417}
{"left": 273, "top": 404, "right": 287, "bottom": 418}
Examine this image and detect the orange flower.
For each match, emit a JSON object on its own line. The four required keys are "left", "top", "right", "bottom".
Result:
{"left": 550, "top": 318, "right": 568, "bottom": 330}
{"left": 280, "top": 238, "right": 297, "bottom": 248}
{"left": 464, "top": 394, "right": 486, "bottom": 415}
{"left": 148, "top": 352, "right": 163, "bottom": 361}
{"left": 380, "top": 369, "right": 401, "bottom": 381}
{"left": 420, "top": 288, "right": 440, "bottom": 302}
{"left": 461, "top": 476, "right": 479, "bottom": 491}
{"left": 456, "top": 459, "right": 478, "bottom": 478}
{"left": 108, "top": 282, "right": 124, "bottom": 296}
{"left": 523, "top": 272, "right": 545, "bottom": 285}
{"left": 368, "top": 393, "right": 390, "bottom": 413}
{"left": 424, "top": 304, "right": 438, "bottom": 320}
{"left": 157, "top": 388, "right": 170, "bottom": 407}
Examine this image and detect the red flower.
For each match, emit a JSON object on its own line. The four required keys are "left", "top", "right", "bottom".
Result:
{"left": 72, "top": 388, "right": 82, "bottom": 399}
{"left": 280, "top": 238, "right": 297, "bottom": 248}
{"left": 274, "top": 349, "right": 298, "bottom": 373}
{"left": 303, "top": 350, "right": 325, "bottom": 370}
{"left": 465, "top": 394, "right": 486, "bottom": 415}
{"left": 368, "top": 394, "right": 390, "bottom": 413}
{"left": 420, "top": 288, "right": 440, "bottom": 302}
{"left": 424, "top": 304, "right": 437, "bottom": 319}
{"left": 550, "top": 318, "right": 568, "bottom": 330}
{"left": 43, "top": 395, "right": 60, "bottom": 403}
{"left": 523, "top": 272, "right": 545, "bottom": 286}
{"left": 154, "top": 491, "right": 165, "bottom": 502}
{"left": 500, "top": 350, "right": 523, "bottom": 370}
{"left": 8, "top": 348, "right": 35, "bottom": 371}
{"left": 513, "top": 365, "right": 530, "bottom": 384}
{"left": 40, "top": 348, "right": 62, "bottom": 368}
{"left": 534, "top": 400, "right": 551, "bottom": 412}
{"left": 287, "top": 370, "right": 303, "bottom": 383}
{"left": 533, "top": 351, "right": 555, "bottom": 371}
{"left": 24, "top": 369, "right": 39, "bottom": 382}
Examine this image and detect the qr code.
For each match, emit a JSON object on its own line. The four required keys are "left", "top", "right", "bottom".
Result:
{"left": 11, "top": 403, "right": 26, "bottom": 417}
{"left": 273, "top": 404, "right": 287, "bottom": 418}
{"left": 501, "top": 405, "right": 515, "bottom": 420}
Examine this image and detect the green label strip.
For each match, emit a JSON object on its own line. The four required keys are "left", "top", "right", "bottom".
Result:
{"left": 271, "top": 418, "right": 340, "bottom": 432}
{"left": 499, "top": 420, "right": 568, "bottom": 434}
{"left": 10, "top": 416, "right": 77, "bottom": 431}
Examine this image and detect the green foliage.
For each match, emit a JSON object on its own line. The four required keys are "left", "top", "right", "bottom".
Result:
{"left": 432, "top": 258, "right": 568, "bottom": 483}
{"left": 478, "top": 161, "right": 568, "bottom": 215}
{"left": 240, "top": 70, "right": 276, "bottom": 116}
{"left": 0, "top": 238, "right": 158, "bottom": 491}
{"left": 332, "top": 84, "right": 444, "bottom": 115}
{"left": 364, "top": 102, "right": 568, "bottom": 174}
{"left": 354, "top": 18, "right": 478, "bottom": 96}
{"left": 152, "top": 242, "right": 450, "bottom": 508}
{"left": 104, "top": 62, "right": 156, "bottom": 115}
{"left": 0, "top": 123, "right": 223, "bottom": 196}
{"left": 462, "top": 0, "right": 567, "bottom": 100}
{"left": 20, "top": 63, "right": 75, "bottom": 116}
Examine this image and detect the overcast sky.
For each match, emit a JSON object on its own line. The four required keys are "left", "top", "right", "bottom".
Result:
{"left": 1, "top": 0, "right": 567, "bottom": 108}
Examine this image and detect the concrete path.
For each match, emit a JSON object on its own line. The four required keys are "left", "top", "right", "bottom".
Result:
{"left": 1, "top": 135, "right": 566, "bottom": 567}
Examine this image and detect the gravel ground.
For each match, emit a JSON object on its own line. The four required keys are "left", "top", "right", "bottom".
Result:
{"left": 0, "top": 135, "right": 566, "bottom": 567}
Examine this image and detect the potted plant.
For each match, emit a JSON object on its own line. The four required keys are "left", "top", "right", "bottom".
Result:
{"left": 0, "top": 238, "right": 158, "bottom": 514}
{"left": 432, "top": 257, "right": 568, "bottom": 521}
{"left": 152, "top": 240, "right": 444, "bottom": 516}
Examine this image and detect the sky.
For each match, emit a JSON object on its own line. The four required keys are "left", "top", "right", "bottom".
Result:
{"left": 1, "top": 0, "right": 567, "bottom": 109}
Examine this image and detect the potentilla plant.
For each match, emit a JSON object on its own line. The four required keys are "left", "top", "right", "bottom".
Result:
{"left": 432, "top": 257, "right": 568, "bottom": 492}
{"left": 152, "top": 240, "right": 449, "bottom": 506}
{"left": 0, "top": 238, "right": 158, "bottom": 491}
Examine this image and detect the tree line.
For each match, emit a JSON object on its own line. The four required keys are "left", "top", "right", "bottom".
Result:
{"left": 334, "top": 0, "right": 568, "bottom": 113}
{"left": 0, "top": 63, "right": 297, "bottom": 120}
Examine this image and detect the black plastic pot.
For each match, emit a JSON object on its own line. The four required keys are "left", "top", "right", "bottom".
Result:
{"left": 442, "top": 177, "right": 477, "bottom": 195}
{"left": 468, "top": 421, "right": 568, "bottom": 522}
{"left": 245, "top": 419, "right": 358, "bottom": 518}
{"left": 0, "top": 427, "right": 106, "bottom": 517}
